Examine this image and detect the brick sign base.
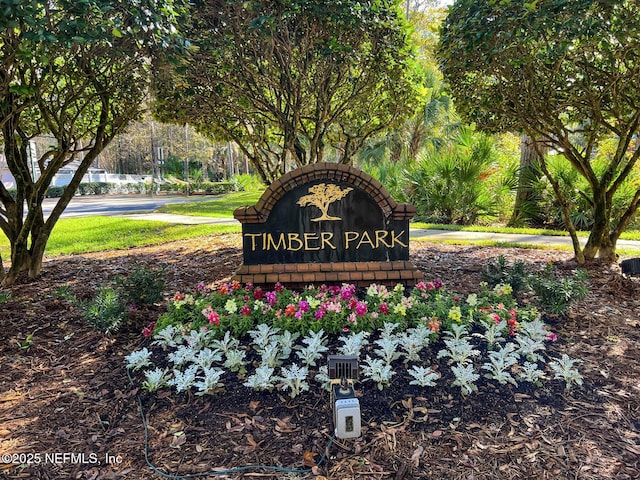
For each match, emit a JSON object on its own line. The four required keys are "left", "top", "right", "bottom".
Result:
{"left": 233, "top": 163, "right": 424, "bottom": 288}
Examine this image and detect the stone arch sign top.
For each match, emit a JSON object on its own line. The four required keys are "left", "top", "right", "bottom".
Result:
{"left": 233, "top": 163, "right": 424, "bottom": 287}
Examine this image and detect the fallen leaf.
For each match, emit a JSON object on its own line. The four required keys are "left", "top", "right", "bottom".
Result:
{"left": 303, "top": 450, "right": 317, "bottom": 467}
{"left": 170, "top": 433, "right": 186, "bottom": 449}
{"left": 410, "top": 445, "right": 424, "bottom": 468}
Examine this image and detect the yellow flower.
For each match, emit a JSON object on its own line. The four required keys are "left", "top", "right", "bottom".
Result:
{"left": 448, "top": 306, "right": 462, "bottom": 323}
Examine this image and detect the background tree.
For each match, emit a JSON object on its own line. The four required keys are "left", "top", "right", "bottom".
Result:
{"left": 0, "top": 0, "right": 185, "bottom": 285}
{"left": 439, "top": 0, "right": 640, "bottom": 263}
{"left": 152, "top": 0, "right": 423, "bottom": 184}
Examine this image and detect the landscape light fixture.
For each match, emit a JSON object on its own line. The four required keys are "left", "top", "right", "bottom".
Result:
{"left": 327, "top": 355, "right": 361, "bottom": 439}
{"left": 620, "top": 258, "right": 640, "bottom": 276}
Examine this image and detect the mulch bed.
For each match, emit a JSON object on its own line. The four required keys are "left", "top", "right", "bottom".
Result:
{"left": 1, "top": 234, "right": 639, "bottom": 479}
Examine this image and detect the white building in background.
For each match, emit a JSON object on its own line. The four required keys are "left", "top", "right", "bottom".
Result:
{"left": 1, "top": 142, "right": 149, "bottom": 191}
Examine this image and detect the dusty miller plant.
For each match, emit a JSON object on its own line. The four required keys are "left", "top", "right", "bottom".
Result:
{"left": 407, "top": 365, "right": 440, "bottom": 387}
{"left": 450, "top": 363, "right": 480, "bottom": 396}
{"left": 437, "top": 337, "right": 480, "bottom": 365}
{"left": 474, "top": 319, "right": 507, "bottom": 347}
{"left": 515, "top": 335, "right": 546, "bottom": 362}
{"left": 261, "top": 341, "right": 285, "bottom": 368}
{"left": 153, "top": 325, "right": 182, "bottom": 349}
{"left": 125, "top": 348, "right": 153, "bottom": 371}
{"left": 243, "top": 365, "right": 277, "bottom": 391}
{"left": 223, "top": 349, "right": 247, "bottom": 374}
{"left": 314, "top": 366, "right": 331, "bottom": 391}
{"left": 195, "top": 348, "right": 223, "bottom": 370}
{"left": 361, "top": 355, "right": 395, "bottom": 390}
{"left": 168, "top": 365, "right": 199, "bottom": 393}
{"left": 278, "top": 364, "right": 310, "bottom": 398}
{"left": 295, "top": 329, "right": 328, "bottom": 367}
{"left": 276, "top": 331, "right": 300, "bottom": 359}
{"left": 248, "top": 324, "right": 281, "bottom": 355}
{"left": 210, "top": 331, "right": 240, "bottom": 354}
{"left": 142, "top": 368, "right": 171, "bottom": 392}
{"left": 338, "top": 331, "right": 370, "bottom": 356}
{"left": 399, "top": 325, "right": 431, "bottom": 364}
{"left": 482, "top": 343, "right": 519, "bottom": 386}
{"left": 194, "top": 367, "right": 225, "bottom": 395}
{"left": 549, "top": 354, "right": 583, "bottom": 390}
{"left": 168, "top": 345, "right": 198, "bottom": 367}
{"left": 517, "top": 361, "right": 546, "bottom": 386}
{"left": 373, "top": 335, "right": 401, "bottom": 365}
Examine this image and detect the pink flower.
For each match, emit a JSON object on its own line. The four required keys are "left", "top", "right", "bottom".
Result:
{"left": 491, "top": 313, "right": 501, "bottom": 324}
{"left": 355, "top": 301, "right": 367, "bottom": 316}
{"left": 275, "top": 282, "right": 284, "bottom": 293}
{"left": 241, "top": 305, "right": 251, "bottom": 316}
{"left": 266, "top": 291, "right": 277, "bottom": 306}
{"left": 379, "top": 302, "right": 389, "bottom": 314}
{"left": 315, "top": 308, "right": 326, "bottom": 320}
{"left": 208, "top": 311, "right": 220, "bottom": 326}
{"left": 341, "top": 284, "right": 356, "bottom": 301}
{"left": 433, "top": 278, "right": 443, "bottom": 289}
{"left": 253, "top": 288, "right": 264, "bottom": 301}
{"left": 546, "top": 332, "right": 558, "bottom": 342}
{"left": 195, "top": 282, "right": 207, "bottom": 295}
{"left": 298, "top": 300, "right": 310, "bottom": 313}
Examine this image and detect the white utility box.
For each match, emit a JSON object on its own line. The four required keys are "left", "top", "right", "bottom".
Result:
{"left": 334, "top": 398, "right": 362, "bottom": 439}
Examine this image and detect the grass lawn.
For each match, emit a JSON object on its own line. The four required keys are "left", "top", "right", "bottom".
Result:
{"left": 411, "top": 222, "right": 640, "bottom": 241}
{"left": 0, "top": 217, "right": 240, "bottom": 259}
{"left": 157, "top": 190, "right": 262, "bottom": 218}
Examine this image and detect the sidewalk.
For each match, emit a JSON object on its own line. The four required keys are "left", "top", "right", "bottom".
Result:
{"left": 119, "top": 213, "right": 640, "bottom": 250}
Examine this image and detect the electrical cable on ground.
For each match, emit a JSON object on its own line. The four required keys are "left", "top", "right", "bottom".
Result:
{"left": 127, "top": 368, "right": 335, "bottom": 479}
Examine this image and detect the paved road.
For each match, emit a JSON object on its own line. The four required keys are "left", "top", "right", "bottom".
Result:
{"left": 42, "top": 194, "right": 215, "bottom": 218}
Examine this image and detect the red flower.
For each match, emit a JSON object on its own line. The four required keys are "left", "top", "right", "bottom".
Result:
{"left": 253, "top": 288, "right": 264, "bottom": 301}
{"left": 241, "top": 305, "right": 251, "bottom": 316}
{"left": 142, "top": 321, "right": 155, "bottom": 338}
{"left": 284, "top": 303, "right": 297, "bottom": 317}
{"left": 379, "top": 302, "right": 389, "bottom": 314}
{"left": 217, "top": 284, "right": 229, "bottom": 295}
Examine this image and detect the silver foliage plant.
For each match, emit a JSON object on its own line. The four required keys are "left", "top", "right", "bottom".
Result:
{"left": 127, "top": 285, "right": 585, "bottom": 399}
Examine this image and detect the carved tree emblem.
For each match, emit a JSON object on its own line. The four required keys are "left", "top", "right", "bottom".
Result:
{"left": 297, "top": 183, "right": 353, "bottom": 222}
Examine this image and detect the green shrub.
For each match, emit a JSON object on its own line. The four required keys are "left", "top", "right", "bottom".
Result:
{"left": 528, "top": 264, "right": 589, "bottom": 316}
{"left": 83, "top": 286, "right": 126, "bottom": 334}
{"left": 234, "top": 174, "right": 264, "bottom": 192}
{"left": 482, "top": 255, "right": 529, "bottom": 294}
{"left": 116, "top": 265, "right": 165, "bottom": 307}
{"left": 0, "top": 290, "right": 11, "bottom": 304}
{"left": 193, "top": 180, "right": 239, "bottom": 195}
{"left": 45, "top": 186, "right": 66, "bottom": 198}
{"left": 404, "top": 130, "right": 511, "bottom": 225}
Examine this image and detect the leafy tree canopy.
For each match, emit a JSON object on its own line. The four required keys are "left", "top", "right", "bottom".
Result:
{"left": 438, "top": 0, "right": 640, "bottom": 262}
{"left": 0, "top": 0, "right": 186, "bottom": 285}
{"left": 152, "top": 0, "right": 424, "bottom": 184}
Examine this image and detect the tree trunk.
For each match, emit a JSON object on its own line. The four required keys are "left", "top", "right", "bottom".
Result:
{"left": 583, "top": 187, "right": 611, "bottom": 260}
{"left": 509, "top": 135, "right": 545, "bottom": 226}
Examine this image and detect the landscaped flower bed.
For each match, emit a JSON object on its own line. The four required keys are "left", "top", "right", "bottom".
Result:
{"left": 126, "top": 280, "right": 583, "bottom": 401}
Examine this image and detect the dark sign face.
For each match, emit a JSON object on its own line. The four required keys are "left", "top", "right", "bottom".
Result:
{"left": 241, "top": 180, "right": 410, "bottom": 264}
